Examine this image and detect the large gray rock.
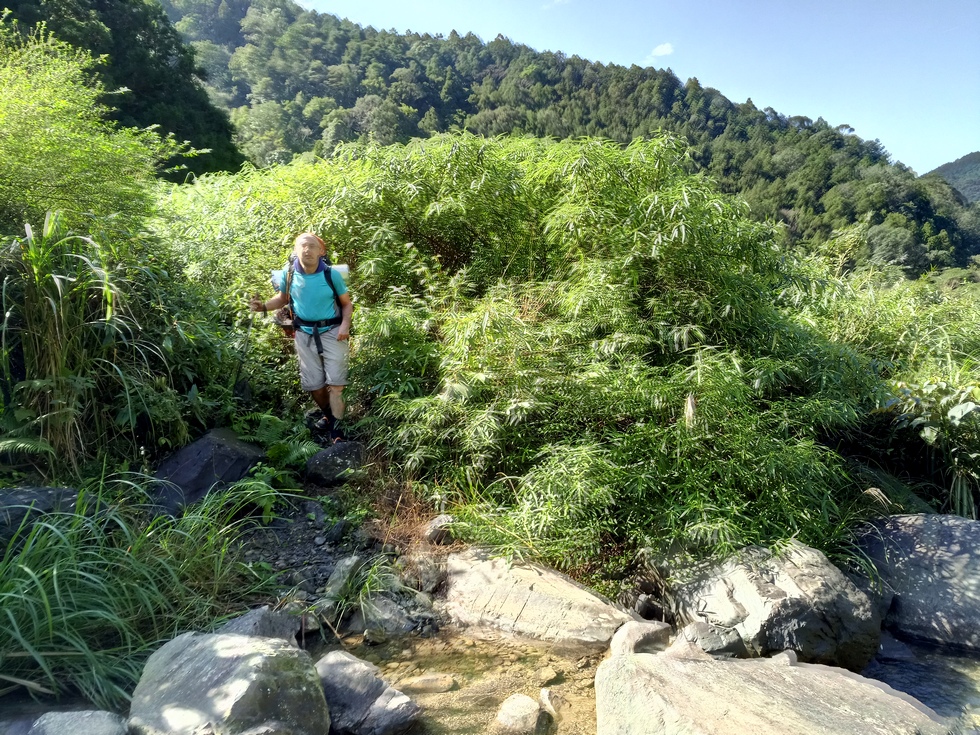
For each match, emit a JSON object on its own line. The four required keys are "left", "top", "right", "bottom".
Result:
{"left": 440, "top": 549, "right": 636, "bottom": 650}
{"left": 305, "top": 442, "right": 365, "bottom": 486}
{"left": 28, "top": 711, "right": 128, "bottom": 735}
{"left": 493, "top": 694, "right": 551, "bottom": 735}
{"left": 857, "top": 514, "right": 980, "bottom": 649}
{"left": 668, "top": 541, "right": 879, "bottom": 670}
{"left": 217, "top": 605, "right": 301, "bottom": 646}
{"left": 0, "top": 487, "right": 78, "bottom": 545}
{"left": 152, "top": 429, "right": 265, "bottom": 514}
{"left": 315, "top": 650, "right": 420, "bottom": 735}
{"left": 345, "top": 593, "right": 433, "bottom": 637}
{"left": 677, "top": 620, "right": 746, "bottom": 658}
{"left": 128, "top": 632, "right": 329, "bottom": 735}
{"left": 609, "top": 620, "right": 672, "bottom": 657}
{"left": 595, "top": 645, "right": 952, "bottom": 735}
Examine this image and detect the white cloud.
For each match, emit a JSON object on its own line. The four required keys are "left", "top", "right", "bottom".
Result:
{"left": 642, "top": 42, "right": 674, "bottom": 66}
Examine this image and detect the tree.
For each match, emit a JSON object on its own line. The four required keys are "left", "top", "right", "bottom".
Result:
{"left": 0, "top": 20, "right": 184, "bottom": 232}
{"left": 4, "top": 0, "right": 244, "bottom": 177}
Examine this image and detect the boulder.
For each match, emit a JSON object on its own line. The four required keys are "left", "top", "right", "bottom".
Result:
{"left": 217, "top": 605, "right": 301, "bottom": 646}
{"left": 315, "top": 650, "right": 420, "bottom": 735}
{"left": 0, "top": 487, "right": 78, "bottom": 545}
{"left": 595, "top": 647, "right": 952, "bottom": 735}
{"left": 128, "top": 632, "right": 329, "bottom": 735}
{"left": 874, "top": 631, "right": 917, "bottom": 662}
{"left": 678, "top": 620, "right": 746, "bottom": 658}
{"left": 493, "top": 693, "right": 551, "bottom": 735}
{"left": 857, "top": 514, "right": 980, "bottom": 650}
{"left": 440, "top": 548, "right": 636, "bottom": 650}
{"left": 344, "top": 593, "right": 429, "bottom": 636}
{"left": 609, "top": 620, "right": 672, "bottom": 657}
{"left": 152, "top": 429, "right": 265, "bottom": 514}
{"left": 28, "top": 711, "right": 128, "bottom": 735}
{"left": 667, "top": 541, "right": 879, "bottom": 670}
{"left": 305, "top": 442, "right": 365, "bottom": 486}
{"left": 423, "top": 514, "right": 455, "bottom": 545}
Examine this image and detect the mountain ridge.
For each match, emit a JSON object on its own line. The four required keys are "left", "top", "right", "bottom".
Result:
{"left": 929, "top": 151, "right": 980, "bottom": 203}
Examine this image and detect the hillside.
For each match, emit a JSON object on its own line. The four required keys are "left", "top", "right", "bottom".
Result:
{"left": 154, "top": 0, "right": 980, "bottom": 273}
{"left": 3, "top": 0, "right": 244, "bottom": 177}
{"left": 930, "top": 151, "right": 980, "bottom": 203}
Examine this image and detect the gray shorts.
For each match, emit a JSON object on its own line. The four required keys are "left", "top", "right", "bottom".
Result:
{"left": 294, "top": 327, "right": 349, "bottom": 391}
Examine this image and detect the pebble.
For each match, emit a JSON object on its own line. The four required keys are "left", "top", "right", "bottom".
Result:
{"left": 534, "top": 666, "right": 560, "bottom": 686}
{"left": 313, "top": 536, "right": 326, "bottom": 546}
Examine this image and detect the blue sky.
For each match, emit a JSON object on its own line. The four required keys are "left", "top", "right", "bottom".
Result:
{"left": 303, "top": 0, "right": 979, "bottom": 175}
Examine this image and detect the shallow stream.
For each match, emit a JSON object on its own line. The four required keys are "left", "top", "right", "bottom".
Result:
{"left": 314, "top": 627, "right": 602, "bottom": 734}
{"left": 863, "top": 640, "right": 980, "bottom": 734}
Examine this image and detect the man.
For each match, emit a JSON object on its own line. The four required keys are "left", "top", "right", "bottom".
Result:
{"left": 251, "top": 232, "right": 352, "bottom": 442}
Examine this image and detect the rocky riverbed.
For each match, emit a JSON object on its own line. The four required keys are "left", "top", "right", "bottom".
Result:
{"left": 239, "top": 483, "right": 608, "bottom": 733}
{"left": 315, "top": 630, "right": 601, "bottom": 734}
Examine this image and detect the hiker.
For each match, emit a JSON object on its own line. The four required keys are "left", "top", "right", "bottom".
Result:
{"left": 250, "top": 232, "right": 352, "bottom": 443}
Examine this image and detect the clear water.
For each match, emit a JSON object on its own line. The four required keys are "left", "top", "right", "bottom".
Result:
{"left": 312, "top": 628, "right": 602, "bottom": 734}
{"left": 863, "top": 640, "right": 980, "bottom": 734}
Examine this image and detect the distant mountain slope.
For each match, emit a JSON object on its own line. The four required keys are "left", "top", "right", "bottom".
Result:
{"left": 930, "top": 152, "right": 980, "bottom": 203}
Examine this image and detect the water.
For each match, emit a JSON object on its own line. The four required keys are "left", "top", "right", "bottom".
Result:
{"left": 311, "top": 628, "right": 602, "bottom": 734}
{"left": 863, "top": 639, "right": 980, "bottom": 734}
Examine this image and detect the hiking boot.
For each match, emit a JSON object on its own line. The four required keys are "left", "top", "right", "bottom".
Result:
{"left": 313, "top": 412, "right": 333, "bottom": 433}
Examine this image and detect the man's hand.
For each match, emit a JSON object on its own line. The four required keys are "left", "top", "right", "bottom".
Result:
{"left": 249, "top": 295, "right": 265, "bottom": 312}
{"left": 336, "top": 326, "right": 350, "bottom": 341}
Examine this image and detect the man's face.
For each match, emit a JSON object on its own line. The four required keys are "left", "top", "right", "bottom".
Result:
{"left": 294, "top": 236, "right": 325, "bottom": 270}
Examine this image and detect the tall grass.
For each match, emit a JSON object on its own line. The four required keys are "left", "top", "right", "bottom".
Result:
{"left": 795, "top": 260, "right": 980, "bottom": 517}
{"left": 0, "top": 481, "right": 275, "bottom": 709}
{"left": 0, "top": 211, "right": 252, "bottom": 478}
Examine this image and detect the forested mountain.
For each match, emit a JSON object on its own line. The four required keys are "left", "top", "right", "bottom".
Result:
{"left": 930, "top": 152, "right": 980, "bottom": 204}
{"left": 7, "top": 0, "right": 978, "bottom": 270}
{"left": 4, "top": 0, "right": 244, "bottom": 177}
{"left": 152, "top": 0, "right": 980, "bottom": 273}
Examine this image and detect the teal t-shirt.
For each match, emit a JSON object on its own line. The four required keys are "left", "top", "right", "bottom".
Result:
{"left": 272, "top": 259, "right": 347, "bottom": 333}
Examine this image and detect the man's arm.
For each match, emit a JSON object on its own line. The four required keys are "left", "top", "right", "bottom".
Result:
{"left": 336, "top": 292, "right": 353, "bottom": 341}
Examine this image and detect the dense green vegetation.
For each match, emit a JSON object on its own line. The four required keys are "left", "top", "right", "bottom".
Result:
{"left": 2, "top": 0, "right": 244, "bottom": 177}
{"left": 931, "top": 151, "right": 980, "bottom": 204}
{"left": 157, "top": 133, "right": 980, "bottom": 579}
{"left": 0, "top": 484, "right": 274, "bottom": 707}
{"left": 150, "top": 0, "right": 980, "bottom": 273}
{"left": 0, "top": 6, "right": 978, "bottom": 709}
{"left": 0, "top": 24, "right": 279, "bottom": 703}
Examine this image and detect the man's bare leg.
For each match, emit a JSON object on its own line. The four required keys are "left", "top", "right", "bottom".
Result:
{"left": 310, "top": 384, "right": 345, "bottom": 440}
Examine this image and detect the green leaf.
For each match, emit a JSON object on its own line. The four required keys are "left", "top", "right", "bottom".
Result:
{"left": 948, "top": 402, "right": 979, "bottom": 426}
